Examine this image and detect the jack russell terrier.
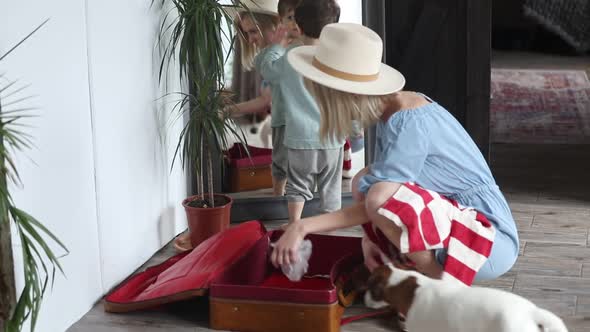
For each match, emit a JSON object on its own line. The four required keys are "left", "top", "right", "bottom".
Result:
{"left": 363, "top": 263, "right": 568, "bottom": 332}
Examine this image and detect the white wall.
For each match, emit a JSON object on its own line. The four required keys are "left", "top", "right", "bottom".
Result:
{"left": 0, "top": 0, "right": 187, "bottom": 331}
{"left": 338, "top": 0, "right": 363, "bottom": 24}
{"left": 85, "top": 0, "right": 187, "bottom": 291}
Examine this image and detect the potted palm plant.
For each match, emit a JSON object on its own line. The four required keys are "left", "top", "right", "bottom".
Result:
{"left": 0, "top": 20, "right": 68, "bottom": 332}
{"left": 154, "top": 0, "right": 251, "bottom": 250}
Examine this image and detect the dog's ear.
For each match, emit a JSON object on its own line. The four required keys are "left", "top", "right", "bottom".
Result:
{"left": 367, "top": 265, "right": 392, "bottom": 301}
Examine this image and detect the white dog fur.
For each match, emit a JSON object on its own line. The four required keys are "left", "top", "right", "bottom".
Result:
{"left": 365, "top": 263, "right": 568, "bottom": 332}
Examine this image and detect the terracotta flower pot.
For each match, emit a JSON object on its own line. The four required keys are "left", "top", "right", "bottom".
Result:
{"left": 182, "top": 194, "right": 233, "bottom": 248}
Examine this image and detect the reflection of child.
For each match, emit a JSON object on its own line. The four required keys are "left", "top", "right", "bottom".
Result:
{"left": 259, "top": 0, "right": 304, "bottom": 196}
{"left": 255, "top": 0, "right": 343, "bottom": 223}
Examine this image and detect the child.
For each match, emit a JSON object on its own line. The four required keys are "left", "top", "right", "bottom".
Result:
{"left": 270, "top": 23, "right": 519, "bottom": 283}
{"left": 255, "top": 0, "right": 343, "bottom": 223}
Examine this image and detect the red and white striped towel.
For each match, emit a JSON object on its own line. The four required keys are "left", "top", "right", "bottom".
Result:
{"left": 342, "top": 139, "right": 352, "bottom": 178}
{"left": 377, "top": 182, "right": 496, "bottom": 286}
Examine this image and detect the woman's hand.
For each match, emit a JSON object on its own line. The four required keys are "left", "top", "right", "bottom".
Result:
{"left": 260, "top": 85, "right": 272, "bottom": 105}
{"left": 270, "top": 221, "right": 307, "bottom": 268}
{"left": 361, "top": 234, "right": 388, "bottom": 272}
{"left": 218, "top": 105, "right": 231, "bottom": 120}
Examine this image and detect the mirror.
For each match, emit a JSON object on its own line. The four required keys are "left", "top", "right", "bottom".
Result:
{"left": 222, "top": 0, "right": 365, "bottom": 202}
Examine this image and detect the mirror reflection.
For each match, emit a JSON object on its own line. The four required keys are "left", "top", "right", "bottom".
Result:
{"left": 222, "top": 0, "right": 365, "bottom": 206}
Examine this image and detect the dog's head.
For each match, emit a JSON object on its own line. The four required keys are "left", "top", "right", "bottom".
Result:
{"left": 364, "top": 264, "right": 420, "bottom": 316}
{"left": 342, "top": 264, "right": 372, "bottom": 295}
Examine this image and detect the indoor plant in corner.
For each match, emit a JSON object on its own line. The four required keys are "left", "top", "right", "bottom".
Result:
{"left": 0, "top": 20, "right": 68, "bottom": 332}
{"left": 155, "top": 0, "right": 250, "bottom": 251}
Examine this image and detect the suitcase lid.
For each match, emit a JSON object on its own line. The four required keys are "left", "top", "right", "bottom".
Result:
{"left": 104, "top": 220, "right": 267, "bottom": 313}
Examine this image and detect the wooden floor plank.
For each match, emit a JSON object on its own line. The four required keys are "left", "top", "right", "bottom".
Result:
{"left": 473, "top": 270, "right": 516, "bottom": 292}
{"left": 512, "top": 257, "right": 582, "bottom": 278}
{"left": 518, "top": 228, "right": 588, "bottom": 246}
{"left": 513, "top": 211, "right": 534, "bottom": 229}
{"left": 561, "top": 317, "right": 590, "bottom": 332}
{"left": 514, "top": 274, "right": 590, "bottom": 297}
{"left": 532, "top": 211, "right": 590, "bottom": 231}
{"left": 576, "top": 296, "right": 590, "bottom": 316}
{"left": 512, "top": 289, "right": 577, "bottom": 317}
{"left": 523, "top": 242, "right": 590, "bottom": 263}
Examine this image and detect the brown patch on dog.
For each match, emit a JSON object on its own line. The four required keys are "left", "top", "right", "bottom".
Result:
{"left": 383, "top": 276, "right": 419, "bottom": 317}
{"left": 367, "top": 265, "right": 393, "bottom": 302}
{"left": 343, "top": 265, "right": 372, "bottom": 295}
{"left": 367, "top": 265, "right": 420, "bottom": 317}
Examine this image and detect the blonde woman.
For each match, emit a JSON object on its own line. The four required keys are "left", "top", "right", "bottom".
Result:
{"left": 270, "top": 23, "right": 519, "bottom": 283}
{"left": 223, "top": 2, "right": 279, "bottom": 119}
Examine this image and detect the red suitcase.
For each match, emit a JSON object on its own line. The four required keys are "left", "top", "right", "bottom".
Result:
{"left": 103, "top": 221, "right": 372, "bottom": 332}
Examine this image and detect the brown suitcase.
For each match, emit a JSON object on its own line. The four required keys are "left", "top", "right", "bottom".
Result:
{"left": 225, "top": 143, "right": 273, "bottom": 192}
{"left": 229, "top": 164, "right": 273, "bottom": 192}
{"left": 103, "top": 221, "right": 380, "bottom": 332}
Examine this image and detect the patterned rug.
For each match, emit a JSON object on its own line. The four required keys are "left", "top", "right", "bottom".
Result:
{"left": 491, "top": 69, "right": 590, "bottom": 144}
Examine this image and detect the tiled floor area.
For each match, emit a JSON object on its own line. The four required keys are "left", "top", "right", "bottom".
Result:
{"left": 69, "top": 143, "right": 590, "bottom": 331}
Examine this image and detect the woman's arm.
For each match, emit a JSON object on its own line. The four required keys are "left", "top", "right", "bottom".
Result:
{"left": 270, "top": 202, "right": 369, "bottom": 267}
{"left": 227, "top": 95, "right": 270, "bottom": 117}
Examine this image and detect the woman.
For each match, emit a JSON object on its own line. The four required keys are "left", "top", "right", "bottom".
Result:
{"left": 270, "top": 23, "right": 519, "bottom": 283}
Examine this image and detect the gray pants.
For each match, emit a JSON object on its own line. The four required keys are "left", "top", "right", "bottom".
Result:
{"left": 271, "top": 126, "right": 288, "bottom": 180}
{"left": 286, "top": 148, "right": 343, "bottom": 213}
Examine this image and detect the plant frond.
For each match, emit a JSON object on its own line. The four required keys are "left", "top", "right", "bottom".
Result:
{"left": 0, "top": 18, "right": 50, "bottom": 62}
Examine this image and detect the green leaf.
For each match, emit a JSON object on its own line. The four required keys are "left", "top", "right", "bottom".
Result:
{"left": 0, "top": 18, "right": 50, "bottom": 62}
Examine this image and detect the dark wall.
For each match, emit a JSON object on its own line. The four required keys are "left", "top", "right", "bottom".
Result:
{"left": 363, "top": 0, "right": 492, "bottom": 161}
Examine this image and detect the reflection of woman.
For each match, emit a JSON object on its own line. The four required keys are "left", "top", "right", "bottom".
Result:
{"left": 271, "top": 23, "right": 518, "bottom": 285}
{"left": 226, "top": 0, "right": 293, "bottom": 197}
{"left": 227, "top": 6, "right": 280, "bottom": 119}
{"left": 230, "top": 38, "right": 266, "bottom": 131}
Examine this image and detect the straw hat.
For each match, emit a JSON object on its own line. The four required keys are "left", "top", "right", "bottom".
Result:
{"left": 224, "top": 0, "right": 279, "bottom": 19}
{"left": 288, "top": 23, "right": 405, "bottom": 95}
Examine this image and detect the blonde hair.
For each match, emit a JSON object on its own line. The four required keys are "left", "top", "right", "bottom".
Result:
{"left": 235, "top": 12, "right": 280, "bottom": 70}
{"left": 305, "top": 78, "right": 385, "bottom": 142}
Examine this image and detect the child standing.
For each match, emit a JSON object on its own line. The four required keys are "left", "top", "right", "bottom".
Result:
{"left": 255, "top": 0, "right": 343, "bottom": 222}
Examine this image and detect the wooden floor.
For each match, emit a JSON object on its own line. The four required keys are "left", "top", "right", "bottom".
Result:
{"left": 68, "top": 143, "right": 590, "bottom": 331}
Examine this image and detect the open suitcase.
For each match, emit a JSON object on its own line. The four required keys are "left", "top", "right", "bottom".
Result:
{"left": 103, "top": 221, "right": 376, "bottom": 332}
